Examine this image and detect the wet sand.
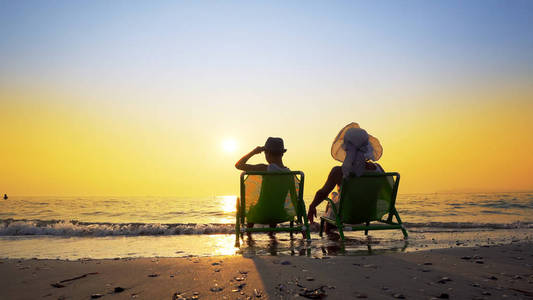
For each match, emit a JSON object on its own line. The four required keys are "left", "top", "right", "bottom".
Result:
{"left": 1, "top": 242, "right": 532, "bottom": 299}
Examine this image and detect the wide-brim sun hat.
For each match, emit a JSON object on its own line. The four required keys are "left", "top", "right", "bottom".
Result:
{"left": 331, "top": 122, "right": 382, "bottom": 162}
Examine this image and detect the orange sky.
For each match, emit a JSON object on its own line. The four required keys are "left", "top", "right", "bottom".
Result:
{"left": 2, "top": 83, "right": 532, "bottom": 197}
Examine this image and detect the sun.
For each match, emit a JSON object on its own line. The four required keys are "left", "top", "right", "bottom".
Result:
{"left": 222, "top": 139, "right": 237, "bottom": 153}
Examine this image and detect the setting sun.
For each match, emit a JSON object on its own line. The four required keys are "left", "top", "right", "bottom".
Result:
{"left": 222, "top": 139, "right": 237, "bottom": 153}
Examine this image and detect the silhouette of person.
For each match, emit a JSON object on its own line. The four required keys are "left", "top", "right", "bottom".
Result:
{"left": 308, "top": 123, "right": 384, "bottom": 236}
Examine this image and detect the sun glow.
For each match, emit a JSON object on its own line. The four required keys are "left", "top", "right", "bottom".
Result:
{"left": 222, "top": 139, "right": 237, "bottom": 153}
{"left": 219, "top": 195, "right": 237, "bottom": 214}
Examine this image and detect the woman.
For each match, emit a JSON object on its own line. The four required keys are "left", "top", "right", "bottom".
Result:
{"left": 307, "top": 123, "right": 384, "bottom": 227}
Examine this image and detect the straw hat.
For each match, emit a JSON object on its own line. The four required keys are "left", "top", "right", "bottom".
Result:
{"left": 331, "top": 122, "right": 382, "bottom": 162}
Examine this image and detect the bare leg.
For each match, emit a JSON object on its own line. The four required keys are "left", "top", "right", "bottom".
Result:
{"left": 325, "top": 223, "right": 340, "bottom": 240}
{"left": 268, "top": 223, "right": 276, "bottom": 239}
{"left": 246, "top": 223, "right": 254, "bottom": 241}
{"left": 325, "top": 222, "right": 335, "bottom": 233}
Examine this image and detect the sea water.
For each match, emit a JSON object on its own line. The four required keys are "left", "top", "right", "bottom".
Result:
{"left": 0, "top": 192, "right": 532, "bottom": 259}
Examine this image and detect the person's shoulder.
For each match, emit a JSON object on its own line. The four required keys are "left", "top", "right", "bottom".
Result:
{"left": 330, "top": 166, "right": 342, "bottom": 175}
{"left": 329, "top": 166, "right": 343, "bottom": 180}
{"left": 244, "top": 163, "right": 268, "bottom": 172}
{"left": 267, "top": 163, "right": 290, "bottom": 172}
{"left": 368, "top": 162, "right": 385, "bottom": 173}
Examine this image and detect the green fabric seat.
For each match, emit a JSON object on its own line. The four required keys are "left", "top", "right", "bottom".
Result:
{"left": 245, "top": 175, "right": 297, "bottom": 224}
{"left": 235, "top": 171, "right": 310, "bottom": 246}
{"left": 319, "top": 172, "right": 408, "bottom": 240}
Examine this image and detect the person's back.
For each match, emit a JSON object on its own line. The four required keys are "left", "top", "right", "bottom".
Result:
{"left": 246, "top": 172, "right": 296, "bottom": 224}
{"left": 317, "top": 163, "right": 384, "bottom": 220}
{"left": 338, "top": 171, "right": 393, "bottom": 224}
{"left": 266, "top": 163, "right": 290, "bottom": 172}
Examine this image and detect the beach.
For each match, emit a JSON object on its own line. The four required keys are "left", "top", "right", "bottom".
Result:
{"left": 1, "top": 241, "right": 532, "bottom": 299}
{"left": 1, "top": 193, "right": 532, "bottom": 298}
{"left": 1, "top": 192, "right": 532, "bottom": 299}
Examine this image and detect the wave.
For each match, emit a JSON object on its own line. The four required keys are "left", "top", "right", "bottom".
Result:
{"left": 403, "top": 221, "right": 533, "bottom": 229}
{"left": 0, "top": 219, "right": 532, "bottom": 237}
{"left": 0, "top": 219, "right": 235, "bottom": 236}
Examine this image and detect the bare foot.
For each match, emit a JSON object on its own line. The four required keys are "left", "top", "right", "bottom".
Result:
{"left": 246, "top": 236, "right": 256, "bottom": 246}
{"left": 327, "top": 232, "right": 341, "bottom": 241}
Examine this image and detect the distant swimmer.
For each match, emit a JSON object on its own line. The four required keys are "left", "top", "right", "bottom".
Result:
{"left": 3, "top": 194, "right": 7, "bottom": 200}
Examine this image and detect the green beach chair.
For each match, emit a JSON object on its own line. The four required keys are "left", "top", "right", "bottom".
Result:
{"left": 319, "top": 172, "right": 408, "bottom": 240}
{"left": 235, "top": 171, "right": 311, "bottom": 246}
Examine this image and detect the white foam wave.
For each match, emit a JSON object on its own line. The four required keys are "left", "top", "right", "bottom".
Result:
{"left": 0, "top": 219, "right": 531, "bottom": 237}
{"left": 0, "top": 220, "right": 234, "bottom": 236}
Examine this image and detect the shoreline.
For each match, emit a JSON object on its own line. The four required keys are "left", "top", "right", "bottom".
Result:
{"left": 2, "top": 226, "right": 532, "bottom": 260}
{"left": 1, "top": 242, "right": 532, "bottom": 299}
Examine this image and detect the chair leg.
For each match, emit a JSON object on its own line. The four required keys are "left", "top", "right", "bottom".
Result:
{"left": 338, "top": 225, "right": 345, "bottom": 241}
{"left": 235, "top": 202, "right": 240, "bottom": 247}
{"left": 289, "top": 221, "right": 294, "bottom": 238}
{"left": 400, "top": 226, "right": 408, "bottom": 239}
{"left": 304, "top": 222, "right": 311, "bottom": 241}
{"left": 245, "top": 223, "right": 254, "bottom": 240}
{"left": 319, "top": 219, "right": 325, "bottom": 237}
{"left": 394, "top": 209, "right": 408, "bottom": 238}
{"left": 334, "top": 217, "right": 345, "bottom": 241}
{"left": 364, "top": 221, "right": 370, "bottom": 236}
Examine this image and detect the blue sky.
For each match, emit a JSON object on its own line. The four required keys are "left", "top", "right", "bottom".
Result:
{"left": 2, "top": 0, "right": 532, "bottom": 93}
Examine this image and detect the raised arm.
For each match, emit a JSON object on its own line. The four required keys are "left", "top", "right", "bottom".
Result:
{"left": 307, "top": 166, "right": 342, "bottom": 223}
{"left": 235, "top": 146, "right": 268, "bottom": 172}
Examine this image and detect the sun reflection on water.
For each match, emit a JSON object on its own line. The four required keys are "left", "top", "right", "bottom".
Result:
{"left": 218, "top": 195, "right": 237, "bottom": 214}
{"left": 212, "top": 234, "right": 239, "bottom": 256}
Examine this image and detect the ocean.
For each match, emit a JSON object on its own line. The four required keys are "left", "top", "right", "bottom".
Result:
{"left": 1, "top": 192, "right": 532, "bottom": 259}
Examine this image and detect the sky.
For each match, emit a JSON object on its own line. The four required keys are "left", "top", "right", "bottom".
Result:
{"left": 1, "top": 1, "right": 532, "bottom": 196}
